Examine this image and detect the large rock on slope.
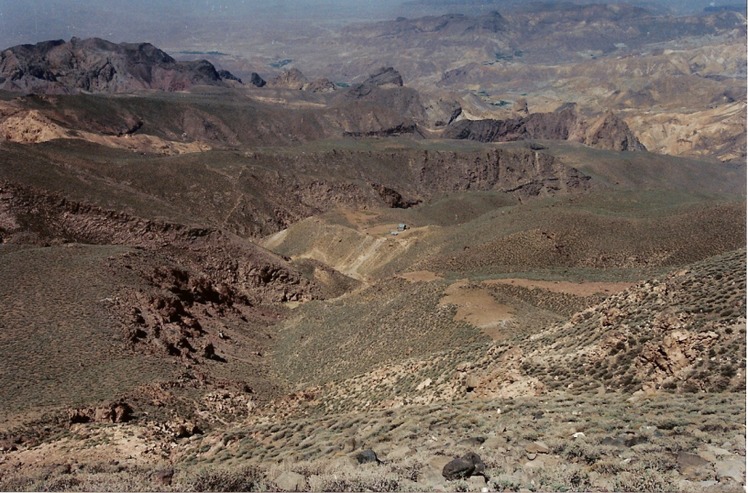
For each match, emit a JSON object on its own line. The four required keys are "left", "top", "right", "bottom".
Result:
{"left": 0, "top": 37, "right": 241, "bottom": 94}
{"left": 346, "top": 67, "right": 405, "bottom": 98}
{"left": 442, "top": 452, "right": 487, "bottom": 480}
{"left": 268, "top": 68, "right": 308, "bottom": 90}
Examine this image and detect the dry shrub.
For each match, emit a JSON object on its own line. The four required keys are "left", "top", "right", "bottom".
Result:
{"left": 184, "top": 465, "right": 267, "bottom": 492}
{"left": 612, "top": 469, "right": 676, "bottom": 493}
{"left": 306, "top": 471, "right": 401, "bottom": 492}
{"left": 535, "top": 467, "right": 593, "bottom": 492}
{"left": 1, "top": 470, "right": 163, "bottom": 493}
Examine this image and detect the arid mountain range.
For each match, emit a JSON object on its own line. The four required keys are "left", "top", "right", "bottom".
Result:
{"left": 0, "top": 2, "right": 745, "bottom": 492}
{"left": 0, "top": 37, "right": 241, "bottom": 94}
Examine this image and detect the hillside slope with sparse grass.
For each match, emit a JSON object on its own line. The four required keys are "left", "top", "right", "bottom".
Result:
{"left": 0, "top": 12, "right": 745, "bottom": 490}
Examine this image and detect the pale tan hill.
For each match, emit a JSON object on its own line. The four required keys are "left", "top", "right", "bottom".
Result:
{"left": 626, "top": 101, "right": 747, "bottom": 163}
{"left": 0, "top": 105, "right": 210, "bottom": 154}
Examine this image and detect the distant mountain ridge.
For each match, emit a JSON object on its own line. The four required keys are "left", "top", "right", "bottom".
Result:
{"left": 0, "top": 37, "right": 241, "bottom": 94}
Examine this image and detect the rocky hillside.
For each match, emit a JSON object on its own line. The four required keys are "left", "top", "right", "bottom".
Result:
{"left": 523, "top": 249, "right": 747, "bottom": 394}
{"left": 0, "top": 138, "right": 595, "bottom": 239}
{"left": 445, "top": 106, "right": 646, "bottom": 151}
{"left": 0, "top": 180, "right": 315, "bottom": 304}
{"left": 0, "top": 37, "right": 241, "bottom": 94}
{"left": 267, "top": 246, "right": 745, "bottom": 421}
{"left": 0, "top": 49, "right": 660, "bottom": 156}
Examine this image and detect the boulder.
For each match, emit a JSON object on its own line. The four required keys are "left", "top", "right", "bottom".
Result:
{"left": 442, "top": 457, "right": 474, "bottom": 480}
{"left": 355, "top": 449, "right": 382, "bottom": 464}
{"left": 525, "top": 441, "right": 550, "bottom": 454}
{"left": 715, "top": 458, "right": 745, "bottom": 483}
{"left": 249, "top": 72, "right": 266, "bottom": 87}
{"left": 677, "top": 451, "right": 713, "bottom": 481}
{"left": 273, "top": 470, "right": 306, "bottom": 492}
{"left": 442, "top": 452, "right": 486, "bottom": 480}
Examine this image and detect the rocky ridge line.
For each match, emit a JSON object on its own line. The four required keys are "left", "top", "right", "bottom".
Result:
{"left": 0, "top": 37, "right": 241, "bottom": 94}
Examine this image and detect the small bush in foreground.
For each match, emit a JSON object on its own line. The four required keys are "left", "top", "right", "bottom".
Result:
{"left": 184, "top": 466, "right": 267, "bottom": 492}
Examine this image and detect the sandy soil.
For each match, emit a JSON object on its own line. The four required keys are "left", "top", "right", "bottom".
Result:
{"left": 485, "top": 278, "right": 635, "bottom": 296}
{"left": 440, "top": 280, "right": 514, "bottom": 340}
{"left": 340, "top": 209, "right": 380, "bottom": 230}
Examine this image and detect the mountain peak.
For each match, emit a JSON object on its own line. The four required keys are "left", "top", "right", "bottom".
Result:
{"left": 0, "top": 37, "right": 240, "bottom": 94}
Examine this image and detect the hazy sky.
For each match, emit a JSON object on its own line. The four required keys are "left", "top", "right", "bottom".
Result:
{"left": 0, "top": 0, "right": 741, "bottom": 50}
{"left": 0, "top": 0, "right": 406, "bottom": 48}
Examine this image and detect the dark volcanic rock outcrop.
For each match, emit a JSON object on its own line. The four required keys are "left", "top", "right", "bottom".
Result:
{"left": 371, "top": 183, "right": 421, "bottom": 208}
{"left": 332, "top": 67, "right": 427, "bottom": 137}
{"left": 249, "top": 72, "right": 267, "bottom": 87}
{"left": 347, "top": 67, "right": 404, "bottom": 98}
{"left": 0, "top": 37, "right": 241, "bottom": 94}
{"left": 445, "top": 105, "right": 580, "bottom": 143}
{"left": 444, "top": 105, "right": 646, "bottom": 151}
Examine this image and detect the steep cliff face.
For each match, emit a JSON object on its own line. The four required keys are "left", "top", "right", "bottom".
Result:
{"left": 0, "top": 37, "right": 241, "bottom": 94}
{"left": 444, "top": 106, "right": 646, "bottom": 152}
{"left": 220, "top": 146, "right": 592, "bottom": 234}
{"left": 411, "top": 145, "right": 592, "bottom": 198}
